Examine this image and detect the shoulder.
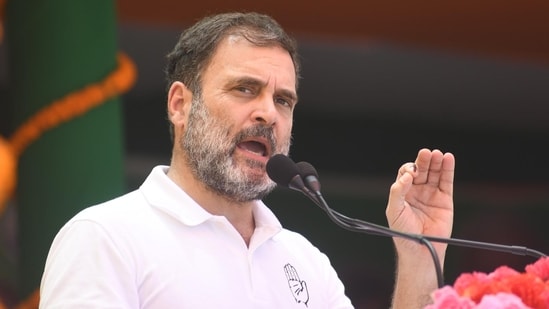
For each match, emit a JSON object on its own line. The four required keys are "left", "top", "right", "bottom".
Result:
{"left": 58, "top": 189, "right": 153, "bottom": 239}
{"left": 274, "top": 228, "right": 328, "bottom": 261}
{"left": 69, "top": 190, "right": 142, "bottom": 221}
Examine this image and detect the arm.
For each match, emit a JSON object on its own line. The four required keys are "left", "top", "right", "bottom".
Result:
{"left": 385, "top": 148, "right": 455, "bottom": 309}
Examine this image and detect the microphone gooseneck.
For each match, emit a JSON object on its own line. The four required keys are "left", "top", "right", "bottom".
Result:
{"left": 293, "top": 159, "right": 547, "bottom": 259}
{"left": 267, "top": 155, "right": 445, "bottom": 288}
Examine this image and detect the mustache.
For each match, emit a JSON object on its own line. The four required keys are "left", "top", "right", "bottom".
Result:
{"left": 233, "top": 125, "right": 276, "bottom": 153}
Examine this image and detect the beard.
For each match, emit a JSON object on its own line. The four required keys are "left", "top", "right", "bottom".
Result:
{"left": 181, "top": 94, "right": 291, "bottom": 203}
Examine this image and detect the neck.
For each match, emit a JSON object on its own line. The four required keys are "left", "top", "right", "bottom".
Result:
{"left": 167, "top": 160, "right": 256, "bottom": 246}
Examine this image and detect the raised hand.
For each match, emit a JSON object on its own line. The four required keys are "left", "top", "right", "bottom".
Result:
{"left": 386, "top": 148, "right": 456, "bottom": 309}
{"left": 385, "top": 148, "right": 455, "bottom": 255}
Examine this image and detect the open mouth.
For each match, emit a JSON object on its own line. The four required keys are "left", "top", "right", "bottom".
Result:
{"left": 237, "top": 138, "right": 270, "bottom": 158}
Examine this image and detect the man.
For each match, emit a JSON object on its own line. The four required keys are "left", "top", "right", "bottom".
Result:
{"left": 39, "top": 12, "right": 455, "bottom": 308}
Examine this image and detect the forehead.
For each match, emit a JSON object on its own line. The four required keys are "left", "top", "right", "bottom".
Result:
{"left": 203, "top": 36, "right": 297, "bottom": 91}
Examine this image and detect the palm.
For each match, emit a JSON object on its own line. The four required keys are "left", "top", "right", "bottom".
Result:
{"left": 402, "top": 183, "right": 453, "bottom": 236}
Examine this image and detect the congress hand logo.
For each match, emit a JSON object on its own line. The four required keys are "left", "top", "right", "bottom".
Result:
{"left": 284, "top": 263, "right": 309, "bottom": 307}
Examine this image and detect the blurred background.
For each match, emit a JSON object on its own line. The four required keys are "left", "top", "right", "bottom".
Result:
{"left": 1, "top": 1, "right": 549, "bottom": 308}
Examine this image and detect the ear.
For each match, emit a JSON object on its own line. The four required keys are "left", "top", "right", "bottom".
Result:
{"left": 167, "top": 81, "right": 193, "bottom": 129}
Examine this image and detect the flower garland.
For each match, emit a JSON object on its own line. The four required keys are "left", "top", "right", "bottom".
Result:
{"left": 0, "top": 52, "right": 136, "bottom": 214}
{"left": 426, "top": 257, "right": 549, "bottom": 308}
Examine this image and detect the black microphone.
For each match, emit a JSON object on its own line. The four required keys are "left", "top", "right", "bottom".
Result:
{"left": 296, "top": 161, "right": 321, "bottom": 193}
{"left": 265, "top": 154, "right": 309, "bottom": 192}
{"left": 266, "top": 154, "right": 445, "bottom": 288}
{"left": 295, "top": 160, "right": 547, "bottom": 260}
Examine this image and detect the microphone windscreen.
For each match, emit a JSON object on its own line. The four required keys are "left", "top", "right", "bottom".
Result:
{"left": 296, "top": 161, "right": 319, "bottom": 179}
{"left": 296, "top": 161, "right": 321, "bottom": 192}
{"left": 266, "top": 154, "right": 299, "bottom": 188}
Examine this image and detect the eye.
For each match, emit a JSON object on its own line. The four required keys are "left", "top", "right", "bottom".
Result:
{"left": 235, "top": 86, "right": 253, "bottom": 94}
{"left": 275, "top": 96, "right": 294, "bottom": 109}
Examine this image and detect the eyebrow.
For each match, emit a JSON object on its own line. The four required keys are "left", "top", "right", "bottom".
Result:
{"left": 278, "top": 88, "right": 298, "bottom": 104}
{"left": 230, "top": 76, "right": 298, "bottom": 103}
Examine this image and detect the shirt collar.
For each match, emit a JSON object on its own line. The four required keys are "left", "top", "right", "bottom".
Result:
{"left": 139, "top": 165, "right": 211, "bottom": 226}
{"left": 139, "top": 166, "right": 283, "bottom": 234}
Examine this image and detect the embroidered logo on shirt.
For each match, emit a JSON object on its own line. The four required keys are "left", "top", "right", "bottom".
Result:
{"left": 284, "top": 263, "right": 309, "bottom": 307}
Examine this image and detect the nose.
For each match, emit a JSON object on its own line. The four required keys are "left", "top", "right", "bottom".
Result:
{"left": 251, "top": 95, "right": 277, "bottom": 126}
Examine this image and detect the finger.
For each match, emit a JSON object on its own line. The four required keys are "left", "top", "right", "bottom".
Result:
{"left": 286, "top": 264, "right": 298, "bottom": 280}
{"left": 425, "top": 149, "right": 444, "bottom": 186}
{"left": 412, "top": 148, "right": 432, "bottom": 185}
{"left": 439, "top": 152, "right": 455, "bottom": 195}
{"left": 386, "top": 169, "right": 414, "bottom": 224}
{"left": 285, "top": 264, "right": 296, "bottom": 280}
{"left": 395, "top": 162, "right": 417, "bottom": 181}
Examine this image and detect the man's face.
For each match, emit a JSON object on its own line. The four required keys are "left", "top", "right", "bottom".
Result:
{"left": 181, "top": 36, "right": 297, "bottom": 202}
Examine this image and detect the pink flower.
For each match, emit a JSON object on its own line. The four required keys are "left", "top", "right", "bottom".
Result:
{"left": 426, "top": 257, "right": 549, "bottom": 309}
{"left": 526, "top": 257, "right": 549, "bottom": 281}
{"left": 425, "top": 286, "right": 475, "bottom": 309}
{"left": 491, "top": 266, "right": 520, "bottom": 281}
{"left": 475, "top": 293, "right": 530, "bottom": 309}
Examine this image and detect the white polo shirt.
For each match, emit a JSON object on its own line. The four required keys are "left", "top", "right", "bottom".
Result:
{"left": 40, "top": 166, "right": 354, "bottom": 308}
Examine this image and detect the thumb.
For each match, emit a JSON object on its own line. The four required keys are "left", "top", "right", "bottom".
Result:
{"left": 386, "top": 166, "right": 415, "bottom": 224}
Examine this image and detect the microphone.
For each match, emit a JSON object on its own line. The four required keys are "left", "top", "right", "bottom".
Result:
{"left": 296, "top": 161, "right": 321, "bottom": 193}
{"left": 295, "top": 159, "right": 547, "bottom": 260}
{"left": 265, "top": 154, "right": 309, "bottom": 192}
{"left": 266, "top": 154, "right": 445, "bottom": 288}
